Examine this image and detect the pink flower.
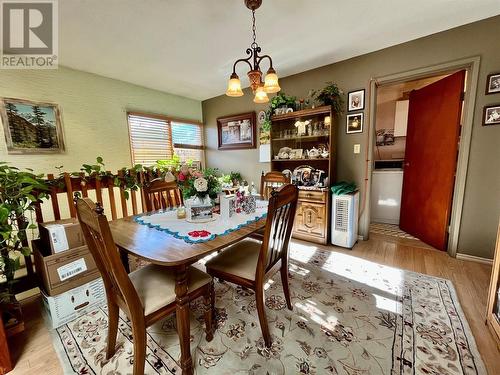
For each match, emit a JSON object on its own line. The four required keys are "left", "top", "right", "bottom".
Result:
{"left": 193, "top": 171, "right": 203, "bottom": 178}
{"left": 178, "top": 173, "right": 186, "bottom": 181}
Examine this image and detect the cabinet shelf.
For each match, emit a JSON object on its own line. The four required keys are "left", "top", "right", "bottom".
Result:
{"left": 270, "top": 105, "right": 332, "bottom": 121}
{"left": 272, "top": 134, "right": 330, "bottom": 141}
{"left": 272, "top": 158, "right": 329, "bottom": 163}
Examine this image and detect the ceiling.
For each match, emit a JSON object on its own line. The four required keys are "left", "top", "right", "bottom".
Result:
{"left": 59, "top": 0, "right": 500, "bottom": 101}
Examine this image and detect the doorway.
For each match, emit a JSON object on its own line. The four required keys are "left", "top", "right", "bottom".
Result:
{"left": 363, "top": 57, "right": 481, "bottom": 256}
{"left": 370, "top": 72, "right": 465, "bottom": 250}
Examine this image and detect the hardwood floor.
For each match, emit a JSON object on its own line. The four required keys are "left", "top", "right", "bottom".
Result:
{"left": 6, "top": 233, "right": 499, "bottom": 374}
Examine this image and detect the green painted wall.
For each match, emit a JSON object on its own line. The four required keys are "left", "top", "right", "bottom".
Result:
{"left": 202, "top": 15, "right": 500, "bottom": 259}
{"left": 0, "top": 66, "right": 202, "bottom": 174}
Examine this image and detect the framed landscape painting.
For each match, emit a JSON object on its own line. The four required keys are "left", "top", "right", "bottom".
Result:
{"left": 217, "top": 111, "right": 256, "bottom": 150}
{"left": 0, "top": 98, "right": 65, "bottom": 153}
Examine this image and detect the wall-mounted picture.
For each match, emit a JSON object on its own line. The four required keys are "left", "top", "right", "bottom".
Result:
{"left": 257, "top": 110, "right": 270, "bottom": 146}
{"left": 0, "top": 98, "right": 65, "bottom": 154}
{"left": 217, "top": 111, "right": 256, "bottom": 150}
{"left": 486, "top": 73, "right": 500, "bottom": 95}
{"left": 346, "top": 113, "right": 364, "bottom": 134}
{"left": 483, "top": 104, "right": 500, "bottom": 126}
{"left": 348, "top": 89, "right": 365, "bottom": 111}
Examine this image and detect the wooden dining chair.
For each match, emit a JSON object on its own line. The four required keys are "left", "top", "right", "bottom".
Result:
{"left": 75, "top": 197, "right": 214, "bottom": 375}
{"left": 143, "top": 178, "right": 183, "bottom": 212}
{"left": 205, "top": 184, "right": 298, "bottom": 348}
{"left": 260, "top": 171, "right": 291, "bottom": 200}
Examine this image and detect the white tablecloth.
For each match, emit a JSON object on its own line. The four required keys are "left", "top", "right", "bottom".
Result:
{"left": 134, "top": 201, "right": 268, "bottom": 243}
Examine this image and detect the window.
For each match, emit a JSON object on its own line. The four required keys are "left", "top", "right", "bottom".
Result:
{"left": 127, "top": 112, "right": 204, "bottom": 167}
{"left": 172, "top": 121, "right": 205, "bottom": 168}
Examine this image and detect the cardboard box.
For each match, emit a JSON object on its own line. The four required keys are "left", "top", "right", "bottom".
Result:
{"left": 38, "top": 218, "right": 86, "bottom": 254}
{"left": 33, "top": 239, "right": 101, "bottom": 296}
{"left": 42, "top": 277, "right": 106, "bottom": 329}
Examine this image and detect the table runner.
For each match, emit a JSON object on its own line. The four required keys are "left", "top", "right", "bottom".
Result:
{"left": 134, "top": 200, "right": 268, "bottom": 243}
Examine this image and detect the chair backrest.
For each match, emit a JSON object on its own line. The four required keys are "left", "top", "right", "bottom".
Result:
{"left": 257, "top": 184, "right": 298, "bottom": 278}
{"left": 143, "top": 178, "right": 183, "bottom": 211}
{"left": 75, "top": 197, "right": 141, "bottom": 315}
{"left": 260, "top": 171, "right": 291, "bottom": 200}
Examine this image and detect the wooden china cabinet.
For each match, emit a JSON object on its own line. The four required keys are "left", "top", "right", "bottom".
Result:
{"left": 270, "top": 105, "right": 335, "bottom": 244}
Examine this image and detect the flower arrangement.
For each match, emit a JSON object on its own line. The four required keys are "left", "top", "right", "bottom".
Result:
{"left": 177, "top": 167, "right": 221, "bottom": 200}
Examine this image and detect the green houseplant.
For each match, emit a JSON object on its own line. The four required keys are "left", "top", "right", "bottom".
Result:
{"left": 312, "top": 82, "right": 344, "bottom": 115}
{"left": 262, "top": 93, "right": 297, "bottom": 133}
{"left": 0, "top": 163, "right": 48, "bottom": 331}
{"left": 0, "top": 163, "right": 48, "bottom": 293}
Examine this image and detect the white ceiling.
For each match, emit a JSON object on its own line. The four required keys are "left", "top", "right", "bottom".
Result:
{"left": 59, "top": 0, "right": 500, "bottom": 101}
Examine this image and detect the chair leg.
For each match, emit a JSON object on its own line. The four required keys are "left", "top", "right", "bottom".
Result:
{"left": 255, "top": 285, "right": 272, "bottom": 348}
{"left": 106, "top": 302, "right": 119, "bottom": 359}
{"left": 203, "top": 282, "right": 214, "bottom": 342}
{"left": 280, "top": 264, "right": 293, "bottom": 311}
{"left": 132, "top": 322, "right": 147, "bottom": 375}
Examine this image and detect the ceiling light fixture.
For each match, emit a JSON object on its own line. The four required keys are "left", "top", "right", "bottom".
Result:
{"left": 225, "top": 0, "right": 280, "bottom": 103}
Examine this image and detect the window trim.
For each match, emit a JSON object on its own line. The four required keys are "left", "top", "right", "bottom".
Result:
{"left": 126, "top": 111, "right": 205, "bottom": 167}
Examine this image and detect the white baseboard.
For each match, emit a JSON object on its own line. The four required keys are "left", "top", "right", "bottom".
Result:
{"left": 456, "top": 253, "right": 493, "bottom": 265}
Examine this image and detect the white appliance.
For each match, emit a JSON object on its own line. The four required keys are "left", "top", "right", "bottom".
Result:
{"left": 371, "top": 170, "right": 404, "bottom": 224}
{"left": 331, "top": 191, "right": 359, "bottom": 248}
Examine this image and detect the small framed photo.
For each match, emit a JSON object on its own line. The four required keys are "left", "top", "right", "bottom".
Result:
{"left": 217, "top": 112, "right": 256, "bottom": 150}
{"left": 346, "top": 113, "right": 364, "bottom": 134}
{"left": 289, "top": 148, "right": 303, "bottom": 159}
{"left": 187, "top": 204, "right": 214, "bottom": 222}
{"left": 483, "top": 104, "right": 500, "bottom": 126}
{"left": 486, "top": 73, "right": 500, "bottom": 95}
{"left": 348, "top": 89, "right": 365, "bottom": 111}
{"left": 257, "top": 110, "right": 266, "bottom": 124}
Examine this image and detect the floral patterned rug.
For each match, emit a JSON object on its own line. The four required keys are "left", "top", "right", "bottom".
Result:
{"left": 51, "top": 244, "right": 486, "bottom": 374}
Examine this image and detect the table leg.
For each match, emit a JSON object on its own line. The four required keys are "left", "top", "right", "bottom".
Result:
{"left": 175, "top": 265, "right": 193, "bottom": 375}
{"left": 118, "top": 246, "right": 130, "bottom": 273}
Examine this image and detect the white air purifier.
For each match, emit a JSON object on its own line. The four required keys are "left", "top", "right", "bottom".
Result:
{"left": 331, "top": 191, "right": 359, "bottom": 248}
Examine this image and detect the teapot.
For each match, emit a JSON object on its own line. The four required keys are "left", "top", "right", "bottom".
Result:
{"left": 308, "top": 147, "right": 320, "bottom": 159}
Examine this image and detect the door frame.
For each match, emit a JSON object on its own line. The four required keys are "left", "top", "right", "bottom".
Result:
{"left": 362, "top": 56, "right": 480, "bottom": 257}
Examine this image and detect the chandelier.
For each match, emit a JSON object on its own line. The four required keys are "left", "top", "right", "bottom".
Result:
{"left": 225, "top": 0, "right": 280, "bottom": 103}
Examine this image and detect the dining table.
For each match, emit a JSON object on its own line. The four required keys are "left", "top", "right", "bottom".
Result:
{"left": 109, "top": 209, "right": 267, "bottom": 375}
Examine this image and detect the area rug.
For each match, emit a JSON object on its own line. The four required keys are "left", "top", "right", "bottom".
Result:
{"left": 50, "top": 244, "right": 486, "bottom": 374}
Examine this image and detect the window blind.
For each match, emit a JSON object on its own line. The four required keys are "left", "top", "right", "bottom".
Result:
{"left": 127, "top": 114, "right": 173, "bottom": 166}
{"left": 127, "top": 113, "right": 205, "bottom": 168}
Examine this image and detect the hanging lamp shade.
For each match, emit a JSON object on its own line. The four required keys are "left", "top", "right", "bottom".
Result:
{"left": 226, "top": 73, "right": 244, "bottom": 97}
{"left": 253, "top": 85, "right": 269, "bottom": 103}
{"left": 263, "top": 67, "right": 280, "bottom": 93}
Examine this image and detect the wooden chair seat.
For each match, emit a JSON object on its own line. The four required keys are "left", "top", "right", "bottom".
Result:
{"left": 205, "top": 239, "right": 261, "bottom": 281}
{"left": 129, "top": 264, "right": 211, "bottom": 316}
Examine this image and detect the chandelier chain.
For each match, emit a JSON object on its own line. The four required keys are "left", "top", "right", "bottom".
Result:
{"left": 251, "top": 9, "right": 258, "bottom": 49}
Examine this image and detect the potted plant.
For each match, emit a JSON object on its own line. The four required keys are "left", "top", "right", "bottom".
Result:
{"left": 261, "top": 93, "right": 297, "bottom": 133}
{"left": 0, "top": 163, "right": 48, "bottom": 333}
{"left": 312, "top": 82, "right": 344, "bottom": 115}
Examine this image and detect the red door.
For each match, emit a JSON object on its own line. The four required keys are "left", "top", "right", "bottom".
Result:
{"left": 399, "top": 70, "right": 465, "bottom": 250}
